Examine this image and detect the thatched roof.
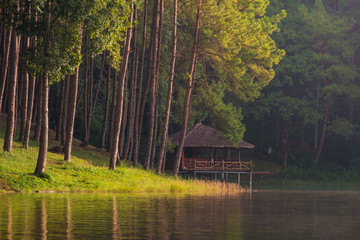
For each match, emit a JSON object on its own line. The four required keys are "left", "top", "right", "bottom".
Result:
{"left": 169, "top": 123, "right": 254, "bottom": 149}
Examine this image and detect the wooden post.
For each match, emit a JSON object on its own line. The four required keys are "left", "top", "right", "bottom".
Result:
{"left": 221, "top": 172, "right": 224, "bottom": 182}
{"left": 250, "top": 171, "right": 253, "bottom": 191}
{"left": 238, "top": 173, "right": 241, "bottom": 191}
{"left": 250, "top": 160, "right": 253, "bottom": 191}
{"left": 194, "top": 171, "right": 196, "bottom": 179}
{"left": 214, "top": 173, "right": 217, "bottom": 181}
{"left": 222, "top": 160, "right": 224, "bottom": 171}
{"left": 225, "top": 173, "right": 228, "bottom": 183}
{"left": 238, "top": 149, "right": 240, "bottom": 161}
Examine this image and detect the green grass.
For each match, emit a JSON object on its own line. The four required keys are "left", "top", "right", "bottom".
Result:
{"left": 0, "top": 114, "right": 242, "bottom": 194}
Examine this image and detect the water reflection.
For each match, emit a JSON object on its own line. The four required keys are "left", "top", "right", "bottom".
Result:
{"left": 0, "top": 191, "right": 359, "bottom": 240}
{"left": 66, "top": 197, "right": 73, "bottom": 240}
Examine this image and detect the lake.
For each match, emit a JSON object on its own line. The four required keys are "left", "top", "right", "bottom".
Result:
{"left": 0, "top": 190, "right": 359, "bottom": 239}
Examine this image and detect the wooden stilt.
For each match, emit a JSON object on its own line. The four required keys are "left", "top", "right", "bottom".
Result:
{"left": 225, "top": 173, "right": 228, "bottom": 183}
{"left": 238, "top": 173, "right": 241, "bottom": 191}
{"left": 250, "top": 171, "right": 253, "bottom": 191}
{"left": 221, "top": 172, "right": 224, "bottom": 182}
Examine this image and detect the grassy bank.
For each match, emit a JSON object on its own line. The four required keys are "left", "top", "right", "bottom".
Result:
{"left": 0, "top": 115, "right": 242, "bottom": 194}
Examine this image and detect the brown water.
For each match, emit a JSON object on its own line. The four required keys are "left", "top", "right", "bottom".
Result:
{"left": 0, "top": 190, "right": 359, "bottom": 239}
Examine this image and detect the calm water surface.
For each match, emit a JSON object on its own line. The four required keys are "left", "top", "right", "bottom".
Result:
{"left": 0, "top": 190, "right": 359, "bottom": 239}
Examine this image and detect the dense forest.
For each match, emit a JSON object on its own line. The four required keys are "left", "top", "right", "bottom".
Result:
{"left": 245, "top": 0, "right": 360, "bottom": 173}
{"left": 0, "top": 0, "right": 359, "bottom": 177}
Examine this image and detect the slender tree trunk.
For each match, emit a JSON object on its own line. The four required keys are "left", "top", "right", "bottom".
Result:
{"left": 19, "top": 64, "right": 29, "bottom": 141}
{"left": 64, "top": 25, "right": 83, "bottom": 162}
{"left": 82, "top": 40, "right": 90, "bottom": 146}
{"left": 173, "top": 0, "right": 201, "bottom": 175}
{"left": 34, "top": 74, "right": 49, "bottom": 174}
{"left": 56, "top": 78, "right": 65, "bottom": 141}
{"left": 0, "top": 27, "right": 12, "bottom": 111}
{"left": 118, "top": 89, "right": 128, "bottom": 160}
{"left": 144, "top": 0, "right": 161, "bottom": 169}
{"left": 19, "top": 36, "right": 30, "bottom": 141}
{"left": 83, "top": 52, "right": 105, "bottom": 147}
{"left": 48, "top": 84, "right": 54, "bottom": 121}
{"left": 313, "top": 103, "right": 329, "bottom": 167}
{"left": 23, "top": 74, "right": 35, "bottom": 149}
{"left": 100, "top": 64, "right": 111, "bottom": 148}
{"left": 34, "top": 0, "right": 51, "bottom": 175}
{"left": 34, "top": 78, "right": 42, "bottom": 141}
{"left": 123, "top": 5, "right": 138, "bottom": 160}
{"left": 61, "top": 75, "right": 70, "bottom": 146}
{"left": 3, "top": 25, "right": 21, "bottom": 153}
{"left": 109, "top": 8, "right": 133, "bottom": 170}
{"left": 107, "top": 70, "right": 117, "bottom": 152}
{"left": 64, "top": 69, "right": 79, "bottom": 161}
{"left": 157, "top": 0, "right": 177, "bottom": 173}
{"left": 133, "top": 0, "right": 148, "bottom": 166}
{"left": 150, "top": 99, "right": 158, "bottom": 169}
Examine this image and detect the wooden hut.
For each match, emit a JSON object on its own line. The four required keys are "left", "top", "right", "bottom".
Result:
{"left": 165, "top": 123, "right": 255, "bottom": 173}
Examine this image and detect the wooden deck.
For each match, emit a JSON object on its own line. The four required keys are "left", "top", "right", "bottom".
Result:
{"left": 183, "top": 158, "right": 252, "bottom": 172}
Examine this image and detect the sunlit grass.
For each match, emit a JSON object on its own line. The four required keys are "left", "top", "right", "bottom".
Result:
{"left": 0, "top": 114, "right": 244, "bottom": 194}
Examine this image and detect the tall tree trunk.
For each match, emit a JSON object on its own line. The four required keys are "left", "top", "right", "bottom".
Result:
{"left": 19, "top": 35, "right": 30, "bottom": 141}
{"left": 150, "top": 99, "right": 158, "bottom": 169}
{"left": 3, "top": 25, "right": 21, "bottom": 153}
{"left": 61, "top": 75, "right": 70, "bottom": 146}
{"left": 34, "top": 74, "right": 49, "bottom": 175}
{"left": 64, "top": 69, "right": 79, "bottom": 162}
{"left": 100, "top": 64, "right": 111, "bottom": 148}
{"left": 133, "top": 0, "right": 148, "bottom": 166}
{"left": 64, "top": 25, "right": 83, "bottom": 162}
{"left": 34, "top": 78, "right": 42, "bottom": 142}
{"left": 34, "top": 0, "right": 51, "bottom": 175}
{"left": 313, "top": 103, "right": 329, "bottom": 167}
{"left": 173, "top": 0, "right": 201, "bottom": 175}
{"left": 157, "top": 0, "right": 177, "bottom": 173}
{"left": 107, "top": 70, "right": 117, "bottom": 152}
{"left": 82, "top": 40, "right": 90, "bottom": 146}
{"left": 23, "top": 74, "right": 35, "bottom": 149}
{"left": 19, "top": 62, "right": 29, "bottom": 141}
{"left": 109, "top": 8, "right": 133, "bottom": 170}
{"left": 56, "top": 78, "right": 65, "bottom": 141}
{"left": 0, "top": 27, "right": 12, "bottom": 111}
{"left": 123, "top": 5, "right": 138, "bottom": 161}
{"left": 48, "top": 84, "right": 54, "bottom": 122}
{"left": 88, "top": 52, "right": 106, "bottom": 144}
{"left": 118, "top": 89, "right": 128, "bottom": 160}
{"left": 144, "top": 0, "right": 161, "bottom": 169}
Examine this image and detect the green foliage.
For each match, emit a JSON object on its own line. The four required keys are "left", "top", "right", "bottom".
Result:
{"left": 327, "top": 118, "right": 355, "bottom": 139}
{"left": 201, "top": 0, "right": 286, "bottom": 101}
{"left": 10, "top": 0, "right": 131, "bottom": 82}
{"left": 199, "top": 83, "right": 245, "bottom": 145}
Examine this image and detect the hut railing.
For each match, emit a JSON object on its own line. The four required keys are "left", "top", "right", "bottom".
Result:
{"left": 186, "top": 158, "right": 252, "bottom": 171}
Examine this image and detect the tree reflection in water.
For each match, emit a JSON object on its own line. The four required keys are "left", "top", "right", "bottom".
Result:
{"left": 0, "top": 192, "right": 359, "bottom": 240}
